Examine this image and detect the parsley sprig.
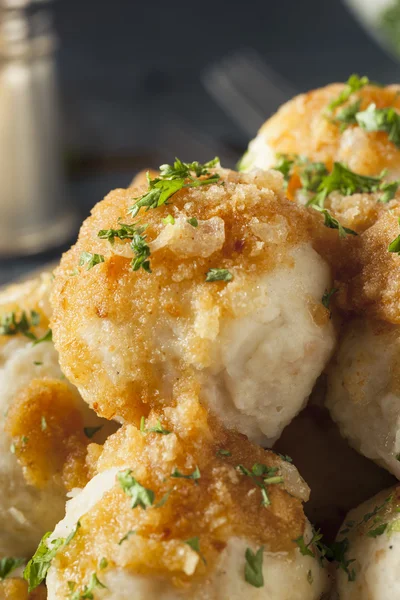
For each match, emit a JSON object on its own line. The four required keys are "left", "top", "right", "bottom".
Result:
{"left": 0, "top": 557, "right": 25, "bottom": 580}
{"left": 24, "top": 523, "right": 80, "bottom": 591}
{"left": 356, "top": 103, "right": 400, "bottom": 148}
{"left": 0, "top": 310, "right": 52, "bottom": 345}
{"left": 244, "top": 546, "right": 264, "bottom": 588}
{"left": 117, "top": 469, "right": 154, "bottom": 509}
{"left": 128, "top": 157, "right": 220, "bottom": 218}
{"left": 237, "top": 463, "right": 283, "bottom": 507}
{"left": 327, "top": 74, "right": 369, "bottom": 111}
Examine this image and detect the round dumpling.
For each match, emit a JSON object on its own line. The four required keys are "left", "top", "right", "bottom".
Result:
{"left": 326, "top": 319, "right": 400, "bottom": 479}
{"left": 0, "top": 274, "right": 112, "bottom": 557}
{"left": 240, "top": 80, "right": 400, "bottom": 178}
{"left": 334, "top": 485, "right": 400, "bottom": 600}
{"left": 39, "top": 406, "right": 331, "bottom": 600}
{"left": 51, "top": 162, "right": 336, "bottom": 445}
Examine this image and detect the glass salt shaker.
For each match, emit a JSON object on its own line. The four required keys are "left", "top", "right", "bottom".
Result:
{"left": 0, "top": 0, "right": 76, "bottom": 256}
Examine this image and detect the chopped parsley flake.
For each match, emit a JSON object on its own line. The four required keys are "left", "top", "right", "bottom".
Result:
{"left": 276, "top": 453, "right": 293, "bottom": 463}
{"left": 322, "top": 288, "right": 338, "bottom": 309}
{"left": 128, "top": 157, "right": 220, "bottom": 218}
{"left": 33, "top": 361, "right": 43, "bottom": 366}
{"left": 83, "top": 425, "right": 103, "bottom": 439}
{"left": 307, "top": 569, "right": 313, "bottom": 585}
{"left": 117, "top": 469, "right": 154, "bottom": 509}
{"left": 171, "top": 466, "right": 201, "bottom": 482}
{"left": 162, "top": 214, "right": 175, "bottom": 225}
{"left": 205, "top": 268, "right": 233, "bottom": 282}
{"left": 185, "top": 537, "right": 207, "bottom": 564}
{"left": 69, "top": 572, "right": 106, "bottom": 599}
{"left": 328, "top": 74, "right": 369, "bottom": 111}
{"left": 388, "top": 218, "right": 400, "bottom": 254}
{"left": 118, "top": 530, "right": 136, "bottom": 545}
{"left": 79, "top": 252, "right": 105, "bottom": 270}
{"left": 216, "top": 448, "right": 232, "bottom": 457}
{"left": 24, "top": 522, "right": 80, "bottom": 591}
{"left": 312, "top": 205, "right": 357, "bottom": 238}
{"left": 333, "top": 99, "right": 362, "bottom": 130}
{"left": 0, "top": 557, "right": 25, "bottom": 580}
{"left": 367, "top": 523, "right": 388, "bottom": 538}
{"left": 187, "top": 217, "right": 198, "bottom": 227}
{"left": 98, "top": 222, "right": 152, "bottom": 273}
{"left": 356, "top": 103, "right": 400, "bottom": 148}
{"left": 0, "top": 310, "right": 42, "bottom": 340}
{"left": 99, "top": 557, "right": 108, "bottom": 570}
{"left": 244, "top": 546, "right": 264, "bottom": 588}
{"left": 140, "top": 417, "right": 171, "bottom": 435}
{"left": 237, "top": 463, "right": 282, "bottom": 507}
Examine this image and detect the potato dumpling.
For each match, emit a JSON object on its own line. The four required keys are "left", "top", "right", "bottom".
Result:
{"left": 326, "top": 319, "right": 400, "bottom": 479}
{"left": 0, "top": 274, "right": 111, "bottom": 557}
{"left": 334, "top": 486, "right": 400, "bottom": 600}
{"left": 42, "top": 407, "right": 330, "bottom": 600}
{"left": 240, "top": 79, "right": 400, "bottom": 234}
{"left": 51, "top": 164, "right": 336, "bottom": 445}
{"left": 241, "top": 80, "right": 400, "bottom": 178}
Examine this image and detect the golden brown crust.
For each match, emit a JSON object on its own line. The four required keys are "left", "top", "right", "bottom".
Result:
{"left": 5, "top": 379, "right": 89, "bottom": 490}
{"left": 53, "top": 412, "right": 307, "bottom": 592}
{"left": 333, "top": 207, "right": 400, "bottom": 323}
{"left": 259, "top": 83, "right": 400, "bottom": 176}
{"left": 0, "top": 579, "right": 46, "bottom": 600}
{"left": 51, "top": 168, "right": 333, "bottom": 422}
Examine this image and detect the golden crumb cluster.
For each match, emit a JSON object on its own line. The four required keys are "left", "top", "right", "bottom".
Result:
{"left": 50, "top": 407, "right": 308, "bottom": 595}
{"left": 257, "top": 82, "right": 400, "bottom": 176}
{"left": 51, "top": 168, "right": 335, "bottom": 424}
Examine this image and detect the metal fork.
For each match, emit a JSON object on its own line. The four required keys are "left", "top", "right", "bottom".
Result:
{"left": 202, "top": 48, "right": 297, "bottom": 138}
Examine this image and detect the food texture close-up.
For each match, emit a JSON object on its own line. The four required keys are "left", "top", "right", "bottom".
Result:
{"left": 4, "top": 1, "right": 400, "bottom": 597}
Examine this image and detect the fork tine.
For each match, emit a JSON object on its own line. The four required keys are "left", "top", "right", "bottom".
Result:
{"left": 202, "top": 48, "right": 297, "bottom": 136}
{"left": 203, "top": 65, "right": 266, "bottom": 136}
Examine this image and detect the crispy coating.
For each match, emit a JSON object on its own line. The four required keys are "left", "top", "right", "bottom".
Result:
{"left": 246, "top": 82, "right": 400, "bottom": 176}
{"left": 5, "top": 379, "right": 89, "bottom": 490}
{"left": 45, "top": 408, "right": 331, "bottom": 598}
{"left": 0, "top": 579, "right": 46, "bottom": 600}
{"left": 51, "top": 168, "right": 336, "bottom": 438}
{"left": 333, "top": 207, "right": 400, "bottom": 324}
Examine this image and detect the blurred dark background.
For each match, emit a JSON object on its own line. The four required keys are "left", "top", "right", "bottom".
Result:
{"left": 2, "top": 0, "right": 400, "bottom": 283}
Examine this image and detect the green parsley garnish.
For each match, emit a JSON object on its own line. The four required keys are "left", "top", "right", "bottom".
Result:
{"left": 98, "top": 222, "right": 152, "bottom": 272}
{"left": 128, "top": 157, "right": 220, "bottom": 218}
{"left": 205, "top": 268, "right": 233, "bottom": 282}
{"left": 79, "top": 252, "right": 105, "bottom": 270}
{"left": 99, "top": 557, "right": 108, "bottom": 570}
{"left": 276, "top": 453, "right": 293, "bottom": 463}
{"left": 117, "top": 469, "right": 154, "bottom": 509}
{"left": 24, "top": 522, "right": 80, "bottom": 591}
{"left": 118, "top": 530, "right": 136, "bottom": 545}
{"left": 356, "top": 103, "right": 400, "bottom": 148}
{"left": 237, "top": 463, "right": 282, "bottom": 507}
{"left": 333, "top": 99, "right": 362, "bottom": 131}
{"left": 0, "top": 310, "right": 40, "bottom": 340}
{"left": 273, "top": 154, "right": 295, "bottom": 187}
{"left": 162, "top": 214, "right": 175, "bottom": 225}
{"left": 187, "top": 217, "right": 198, "bottom": 227}
{"left": 139, "top": 417, "right": 171, "bottom": 435}
{"left": 388, "top": 218, "right": 400, "bottom": 253}
{"left": 367, "top": 523, "right": 388, "bottom": 538}
{"left": 33, "top": 361, "right": 43, "bottom": 366}
{"left": 216, "top": 448, "right": 232, "bottom": 457}
{"left": 69, "top": 572, "right": 106, "bottom": 600}
{"left": 328, "top": 74, "right": 369, "bottom": 111}
{"left": 312, "top": 205, "right": 357, "bottom": 238}
{"left": 171, "top": 466, "right": 201, "bottom": 482}
{"left": 244, "top": 546, "right": 264, "bottom": 588}
{"left": 322, "top": 288, "right": 338, "bottom": 309}
{"left": 83, "top": 425, "right": 103, "bottom": 439}
{"left": 0, "top": 557, "right": 25, "bottom": 580}
{"left": 185, "top": 537, "right": 207, "bottom": 564}
{"left": 307, "top": 569, "right": 313, "bottom": 585}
